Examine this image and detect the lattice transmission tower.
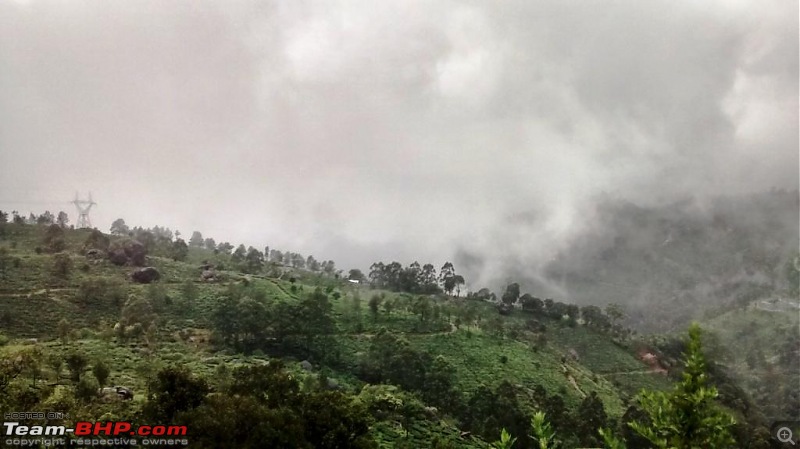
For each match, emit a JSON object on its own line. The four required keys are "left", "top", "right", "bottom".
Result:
{"left": 71, "top": 192, "right": 96, "bottom": 228}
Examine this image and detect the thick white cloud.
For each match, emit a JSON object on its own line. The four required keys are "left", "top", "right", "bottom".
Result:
{"left": 0, "top": 0, "right": 796, "bottom": 278}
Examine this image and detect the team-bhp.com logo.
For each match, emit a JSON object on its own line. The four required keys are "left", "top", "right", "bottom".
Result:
{"left": 4, "top": 421, "right": 189, "bottom": 447}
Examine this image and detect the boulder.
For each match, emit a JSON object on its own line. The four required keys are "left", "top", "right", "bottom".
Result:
{"left": 108, "top": 249, "right": 129, "bottom": 266}
{"left": 299, "top": 360, "right": 313, "bottom": 371}
{"left": 85, "top": 249, "right": 103, "bottom": 258}
{"left": 123, "top": 240, "right": 147, "bottom": 266}
{"left": 106, "top": 239, "right": 147, "bottom": 266}
{"left": 115, "top": 386, "right": 134, "bottom": 400}
{"left": 131, "top": 267, "right": 160, "bottom": 284}
{"left": 200, "top": 270, "right": 217, "bottom": 282}
{"left": 100, "top": 386, "right": 134, "bottom": 401}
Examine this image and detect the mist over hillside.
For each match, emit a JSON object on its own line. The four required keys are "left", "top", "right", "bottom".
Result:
{"left": 457, "top": 189, "right": 799, "bottom": 332}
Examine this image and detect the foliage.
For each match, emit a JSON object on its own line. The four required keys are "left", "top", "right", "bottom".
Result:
{"left": 492, "top": 428, "right": 517, "bottom": 449}
{"left": 75, "top": 376, "right": 99, "bottom": 402}
{"left": 575, "top": 392, "right": 608, "bottom": 447}
{"left": 502, "top": 283, "right": 520, "bottom": 306}
{"left": 83, "top": 228, "right": 110, "bottom": 251}
{"left": 75, "top": 277, "right": 126, "bottom": 307}
{"left": 599, "top": 427, "right": 627, "bottom": 449}
{"left": 180, "top": 279, "right": 199, "bottom": 310}
{"left": 110, "top": 218, "right": 130, "bottom": 236}
{"left": 462, "top": 382, "right": 531, "bottom": 448}
{"left": 170, "top": 238, "right": 189, "bottom": 261}
{"left": 530, "top": 412, "right": 558, "bottom": 449}
{"left": 51, "top": 253, "right": 72, "bottom": 279}
{"left": 628, "top": 324, "right": 736, "bottom": 448}
{"left": 43, "top": 224, "right": 65, "bottom": 252}
{"left": 142, "top": 366, "right": 210, "bottom": 422}
{"left": 92, "top": 360, "right": 110, "bottom": 386}
{"left": 0, "top": 218, "right": 786, "bottom": 449}
{"left": 178, "top": 362, "right": 376, "bottom": 449}
{"left": 369, "top": 261, "right": 444, "bottom": 294}
{"left": 65, "top": 351, "right": 89, "bottom": 382}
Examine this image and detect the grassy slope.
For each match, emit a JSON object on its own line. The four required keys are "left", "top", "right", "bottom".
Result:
{"left": 0, "top": 223, "right": 670, "bottom": 445}
{"left": 703, "top": 303, "right": 800, "bottom": 416}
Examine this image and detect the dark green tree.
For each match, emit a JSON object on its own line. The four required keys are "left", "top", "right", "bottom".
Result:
{"left": 92, "top": 360, "right": 110, "bottom": 386}
{"left": 65, "top": 352, "right": 89, "bottom": 382}
{"left": 575, "top": 391, "right": 608, "bottom": 447}
{"left": 75, "top": 377, "right": 99, "bottom": 402}
{"left": 37, "top": 211, "right": 54, "bottom": 225}
{"left": 142, "top": 366, "right": 210, "bottom": 422}
{"left": 217, "top": 242, "right": 234, "bottom": 255}
{"left": 368, "top": 294, "right": 382, "bottom": 321}
{"left": 43, "top": 223, "right": 65, "bottom": 253}
{"left": 520, "top": 294, "right": 544, "bottom": 314}
{"left": 244, "top": 247, "right": 264, "bottom": 273}
{"left": 56, "top": 211, "right": 69, "bottom": 228}
{"left": 189, "top": 231, "right": 204, "bottom": 248}
{"left": 348, "top": 268, "right": 365, "bottom": 281}
{"left": 213, "top": 295, "right": 242, "bottom": 349}
{"left": 51, "top": 253, "right": 72, "bottom": 280}
{"left": 232, "top": 244, "right": 247, "bottom": 264}
{"left": 170, "top": 238, "right": 189, "bottom": 261}
{"left": 110, "top": 218, "right": 129, "bottom": 236}
{"left": 439, "top": 262, "right": 456, "bottom": 294}
{"left": 501, "top": 282, "right": 520, "bottom": 306}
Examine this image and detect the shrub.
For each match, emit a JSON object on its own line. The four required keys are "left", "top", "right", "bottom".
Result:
{"left": 75, "top": 377, "right": 99, "bottom": 402}
{"left": 51, "top": 253, "right": 72, "bottom": 279}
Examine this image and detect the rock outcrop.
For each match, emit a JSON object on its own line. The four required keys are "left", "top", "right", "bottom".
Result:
{"left": 131, "top": 267, "right": 160, "bottom": 284}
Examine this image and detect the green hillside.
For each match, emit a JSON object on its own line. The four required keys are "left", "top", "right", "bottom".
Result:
{"left": 0, "top": 219, "right": 776, "bottom": 448}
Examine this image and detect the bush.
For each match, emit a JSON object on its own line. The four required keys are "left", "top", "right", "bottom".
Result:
{"left": 75, "top": 277, "right": 127, "bottom": 307}
{"left": 51, "top": 253, "right": 72, "bottom": 279}
{"left": 83, "top": 229, "right": 110, "bottom": 251}
{"left": 75, "top": 377, "right": 99, "bottom": 402}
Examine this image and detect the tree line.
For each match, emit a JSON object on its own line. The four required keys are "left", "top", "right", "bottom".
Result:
{"left": 367, "top": 261, "right": 465, "bottom": 295}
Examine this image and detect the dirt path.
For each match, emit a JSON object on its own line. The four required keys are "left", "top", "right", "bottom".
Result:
{"left": 0, "top": 288, "right": 75, "bottom": 298}
{"left": 561, "top": 365, "right": 587, "bottom": 398}
{"left": 600, "top": 367, "right": 667, "bottom": 376}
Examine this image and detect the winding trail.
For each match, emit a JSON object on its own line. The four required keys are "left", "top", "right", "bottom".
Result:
{"left": 600, "top": 367, "right": 667, "bottom": 376}
{"left": 0, "top": 288, "right": 75, "bottom": 298}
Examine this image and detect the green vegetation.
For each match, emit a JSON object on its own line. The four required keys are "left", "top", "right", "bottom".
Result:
{"left": 0, "top": 213, "right": 788, "bottom": 448}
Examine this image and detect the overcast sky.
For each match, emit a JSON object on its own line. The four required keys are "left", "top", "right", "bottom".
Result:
{"left": 1, "top": 0, "right": 797, "bottom": 282}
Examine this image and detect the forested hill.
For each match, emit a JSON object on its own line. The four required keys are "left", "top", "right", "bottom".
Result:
{"left": 0, "top": 213, "right": 789, "bottom": 448}
{"left": 479, "top": 190, "right": 799, "bottom": 333}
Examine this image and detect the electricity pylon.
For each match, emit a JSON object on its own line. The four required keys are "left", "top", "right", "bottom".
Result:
{"left": 71, "top": 192, "right": 96, "bottom": 228}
